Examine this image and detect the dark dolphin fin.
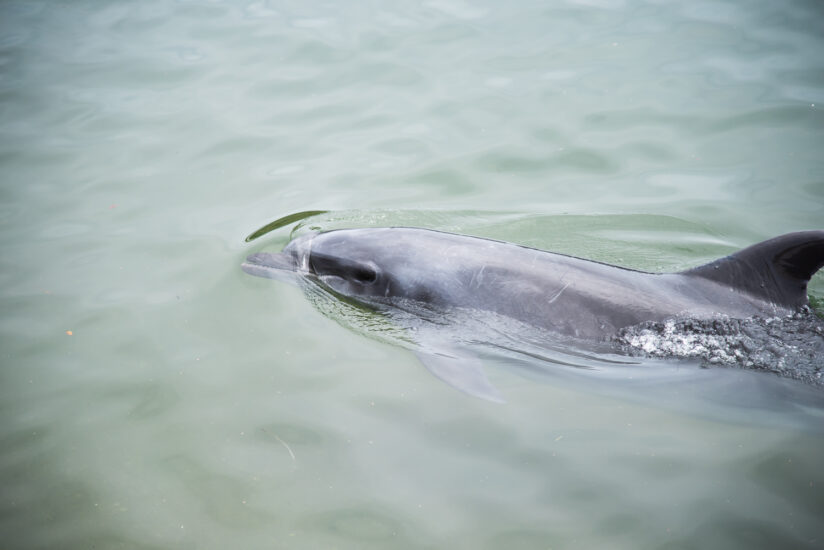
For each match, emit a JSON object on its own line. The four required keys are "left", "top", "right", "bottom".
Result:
{"left": 414, "top": 346, "right": 505, "bottom": 403}
{"left": 683, "top": 230, "right": 824, "bottom": 308}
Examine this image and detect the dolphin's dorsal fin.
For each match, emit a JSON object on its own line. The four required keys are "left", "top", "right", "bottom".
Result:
{"left": 682, "top": 231, "right": 824, "bottom": 309}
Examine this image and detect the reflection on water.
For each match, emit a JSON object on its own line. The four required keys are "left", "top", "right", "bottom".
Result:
{"left": 2, "top": 0, "right": 824, "bottom": 548}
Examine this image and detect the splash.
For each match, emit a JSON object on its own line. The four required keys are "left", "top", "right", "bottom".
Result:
{"left": 614, "top": 310, "right": 824, "bottom": 387}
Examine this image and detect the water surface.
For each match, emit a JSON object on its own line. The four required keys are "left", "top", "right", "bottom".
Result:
{"left": 1, "top": 1, "right": 823, "bottom": 549}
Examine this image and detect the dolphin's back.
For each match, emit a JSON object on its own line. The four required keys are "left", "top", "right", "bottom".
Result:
{"left": 375, "top": 228, "right": 824, "bottom": 338}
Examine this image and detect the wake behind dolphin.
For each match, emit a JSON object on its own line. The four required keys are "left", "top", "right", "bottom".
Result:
{"left": 242, "top": 228, "right": 824, "bottom": 400}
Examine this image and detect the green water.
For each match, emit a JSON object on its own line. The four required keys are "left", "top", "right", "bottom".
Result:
{"left": 2, "top": 1, "right": 823, "bottom": 548}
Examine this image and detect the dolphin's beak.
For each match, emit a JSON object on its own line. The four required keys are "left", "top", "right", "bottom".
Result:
{"left": 242, "top": 252, "right": 298, "bottom": 281}
{"left": 242, "top": 232, "right": 316, "bottom": 282}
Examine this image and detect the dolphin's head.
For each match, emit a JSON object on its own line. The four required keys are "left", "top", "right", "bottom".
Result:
{"left": 242, "top": 228, "right": 460, "bottom": 306}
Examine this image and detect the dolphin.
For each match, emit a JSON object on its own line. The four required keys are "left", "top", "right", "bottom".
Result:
{"left": 242, "top": 228, "right": 824, "bottom": 400}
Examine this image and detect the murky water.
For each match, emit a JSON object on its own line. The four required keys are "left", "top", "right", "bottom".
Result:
{"left": 1, "top": 1, "right": 823, "bottom": 548}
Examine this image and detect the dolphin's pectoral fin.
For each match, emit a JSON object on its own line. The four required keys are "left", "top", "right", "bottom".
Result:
{"left": 414, "top": 348, "right": 505, "bottom": 403}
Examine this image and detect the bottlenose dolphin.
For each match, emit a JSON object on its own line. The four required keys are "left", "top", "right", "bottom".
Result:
{"left": 242, "top": 228, "right": 824, "bottom": 400}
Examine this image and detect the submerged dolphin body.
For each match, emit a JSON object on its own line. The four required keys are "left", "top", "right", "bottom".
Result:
{"left": 242, "top": 228, "right": 824, "bottom": 400}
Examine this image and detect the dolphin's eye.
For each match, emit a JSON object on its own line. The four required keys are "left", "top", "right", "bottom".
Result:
{"left": 352, "top": 264, "right": 378, "bottom": 285}
{"left": 310, "top": 252, "right": 377, "bottom": 286}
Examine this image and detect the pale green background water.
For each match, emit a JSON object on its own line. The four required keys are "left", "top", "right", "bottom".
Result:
{"left": 2, "top": 1, "right": 823, "bottom": 549}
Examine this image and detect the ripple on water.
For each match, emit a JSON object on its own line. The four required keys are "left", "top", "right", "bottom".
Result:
{"left": 299, "top": 506, "right": 405, "bottom": 543}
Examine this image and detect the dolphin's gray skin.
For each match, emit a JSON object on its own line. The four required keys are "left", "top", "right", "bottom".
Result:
{"left": 242, "top": 228, "right": 824, "bottom": 400}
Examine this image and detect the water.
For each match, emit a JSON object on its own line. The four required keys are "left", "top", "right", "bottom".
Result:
{"left": 1, "top": 0, "right": 823, "bottom": 548}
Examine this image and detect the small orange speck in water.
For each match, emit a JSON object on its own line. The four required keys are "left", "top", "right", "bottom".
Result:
{"left": 66, "top": 330, "right": 73, "bottom": 336}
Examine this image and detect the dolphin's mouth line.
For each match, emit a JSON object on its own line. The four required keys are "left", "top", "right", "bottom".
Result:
{"left": 242, "top": 253, "right": 295, "bottom": 271}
